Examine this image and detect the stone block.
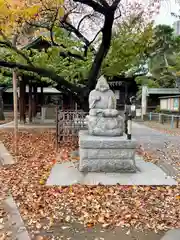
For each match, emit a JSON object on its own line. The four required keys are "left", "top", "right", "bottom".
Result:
{"left": 79, "top": 158, "right": 136, "bottom": 173}
{"left": 79, "top": 130, "right": 137, "bottom": 149}
{"left": 79, "top": 148, "right": 135, "bottom": 160}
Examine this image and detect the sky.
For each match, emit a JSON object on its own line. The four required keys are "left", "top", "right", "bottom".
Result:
{"left": 154, "top": 0, "right": 180, "bottom": 26}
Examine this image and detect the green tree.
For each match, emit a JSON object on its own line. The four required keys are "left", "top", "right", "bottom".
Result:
{"left": 148, "top": 24, "right": 180, "bottom": 88}
{"left": 103, "top": 15, "right": 154, "bottom": 78}
{"left": 0, "top": 0, "right": 159, "bottom": 110}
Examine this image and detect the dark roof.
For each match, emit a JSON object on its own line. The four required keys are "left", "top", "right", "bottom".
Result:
{"left": 22, "top": 36, "right": 51, "bottom": 50}
{"left": 159, "top": 95, "right": 180, "bottom": 99}
{"left": 148, "top": 88, "right": 180, "bottom": 95}
{"left": 0, "top": 86, "right": 8, "bottom": 92}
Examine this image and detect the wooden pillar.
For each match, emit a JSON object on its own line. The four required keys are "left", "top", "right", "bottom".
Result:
{"left": 125, "top": 84, "right": 128, "bottom": 103}
{"left": 40, "top": 86, "right": 44, "bottom": 116}
{"left": 28, "top": 81, "right": 32, "bottom": 123}
{"left": 32, "top": 85, "right": 37, "bottom": 118}
{"left": 0, "top": 89, "right": 5, "bottom": 121}
{"left": 23, "top": 82, "right": 26, "bottom": 123}
{"left": 19, "top": 80, "right": 26, "bottom": 123}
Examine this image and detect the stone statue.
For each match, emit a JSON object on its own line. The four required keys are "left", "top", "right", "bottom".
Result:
{"left": 86, "top": 76, "right": 123, "bottom": 136}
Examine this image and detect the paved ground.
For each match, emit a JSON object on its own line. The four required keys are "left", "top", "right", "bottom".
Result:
{"left": 31, "top": 222, "right": 164, "bottom": 240}
{"left": 132, "top": 122, "right": 180, "bottom": 149}
{"left": 132, "top": 122, "right": 180, "bottom": 179}
{"left": 0, "top": 120, "right": 56, "bottom": 129}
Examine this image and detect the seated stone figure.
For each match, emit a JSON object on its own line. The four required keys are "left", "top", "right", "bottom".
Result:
{"left": 86, "top": 76, "right": 123, "bottom": 136}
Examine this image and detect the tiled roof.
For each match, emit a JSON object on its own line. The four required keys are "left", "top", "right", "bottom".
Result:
{"left": 147, "top": 88, "right": 180, "bottom": 95}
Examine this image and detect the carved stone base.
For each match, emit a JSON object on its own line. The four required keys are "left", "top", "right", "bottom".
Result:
{"left": 79, "top": 130, "right": 137, "bottom": 173}
{"left": 86, "top": 115, "right": 124, "bottom": 136}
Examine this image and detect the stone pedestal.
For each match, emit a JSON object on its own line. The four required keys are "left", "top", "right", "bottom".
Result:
{"left": 79, "top": 130, "right": 137, "bottom": 173}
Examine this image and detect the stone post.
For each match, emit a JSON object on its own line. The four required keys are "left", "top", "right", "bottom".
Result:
{"left": 141, "top": 85, "right": 148, "bottom": 120}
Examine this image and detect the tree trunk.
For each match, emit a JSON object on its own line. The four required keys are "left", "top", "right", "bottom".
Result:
{"left": 28, "top": 82, "right": 33, "bottom": 123}
{"left": 0, "top": 90, "right": 5, "bottom": 121}
{"left": 87, "top": 11, "right": 115, "bottom": 91}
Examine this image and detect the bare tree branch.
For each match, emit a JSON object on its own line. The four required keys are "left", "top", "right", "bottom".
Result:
{"left": 60, "top": 21, "right": 90, "bottom": 46}
{"left": 0, "top": 59, "right": 81, "bottom": 94}
{"left": 99, "top": 0, "right": 109, "bottom": 8}
{"left": 60, "top": 51, "right": 85, "bottom": 60}
{"left": 0, "top": 36, "right": 33, "bottom": 66}
{"left": 49, "top": 9, "right": 59, "bottom": 46}
{"left": 114, "top": 6, "right": 121, "bottom": 20}
{"left": 89, "top": 28, "right": 102, "bottom": 46}
{"left": 73, "top": 0, "right": 106, "bottom": 15}
{"left": 111, "top": 0, "right": 121, "bottom": 9}
{"left": 77, "top": 14, "right": 93, "bottom": 31}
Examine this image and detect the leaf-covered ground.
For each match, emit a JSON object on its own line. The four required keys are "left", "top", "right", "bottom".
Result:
{"left": 0, "top": 129, "right": 180, "bottom": 240}
{"left": 143, "top": 121, "right": 180, "bottom": 136}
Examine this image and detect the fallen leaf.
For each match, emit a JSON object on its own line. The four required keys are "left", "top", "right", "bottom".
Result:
{"left": 35, "top": 236, "right": 44, "bottom": 240}
{"left": 65, "top": 216, "right": 71, "bottom": 222}
{"left": 0, "top": 129, "right": 179, "bottom": 236}
{"left": 36, "top": 223, "right": 42, "bottom": 229}
{"left": 0, "top": 233, "right": 5, "bottom": 240}
{"left": 0, "top": 224, "right": 4, "bottom": 230}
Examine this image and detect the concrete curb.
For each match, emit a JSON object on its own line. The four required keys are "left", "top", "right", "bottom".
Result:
{"left": 157, "top": 158, "right": 178, "bottom": 181}
{"left": 1, "top": 142, "right": 30, "bottom": 239}
{"left": 3, "top": 196, "right": 31, "bottom": 240}
{"left": 0, "top": 142, "right": 14, "bottom": 165}
{"left": 160, "top": 229, "right": 180, "bottom": 240}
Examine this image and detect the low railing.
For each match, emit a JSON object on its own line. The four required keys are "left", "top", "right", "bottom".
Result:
{"left": 146, "top": 112, "right": 180, "bottom": 128}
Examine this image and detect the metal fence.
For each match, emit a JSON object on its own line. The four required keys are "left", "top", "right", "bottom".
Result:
{"left": 146, "top": 112, "right": 180, "bottom": 128}
{"left": 55, "top": 106, "right": 137, "bottom": 149}
{"left": 56, "top": 109, "right": 88, "bottom": 148}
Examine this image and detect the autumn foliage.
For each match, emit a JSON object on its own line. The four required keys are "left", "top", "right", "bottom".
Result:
{"left": 0, "top": 0, "right": 64, "bottom": 37}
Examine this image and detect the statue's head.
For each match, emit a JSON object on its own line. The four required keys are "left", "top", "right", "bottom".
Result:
{"left": 95, "top": 75, "right": 110, "bottom": 92}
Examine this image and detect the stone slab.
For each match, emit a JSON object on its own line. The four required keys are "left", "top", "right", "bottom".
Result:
{"left": 79, "top": 148, "right": 135, "bottom": 159}
{"left": 160, "top": 229, "right": 180, "bottom": 240}
{"left": 79, "top": 158, "right": 136, "bottom": 172}
{"left": 0, "top": 142, "right": 14, "bottom": 165}
{"left": 4, "top": 195, "right": 31, "bottom": 240}
{"left": 46, "top": 156, "right": 178, "bottom": 186}
{"left": 79, "top": 130, "right": 137, "bottom": 149}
